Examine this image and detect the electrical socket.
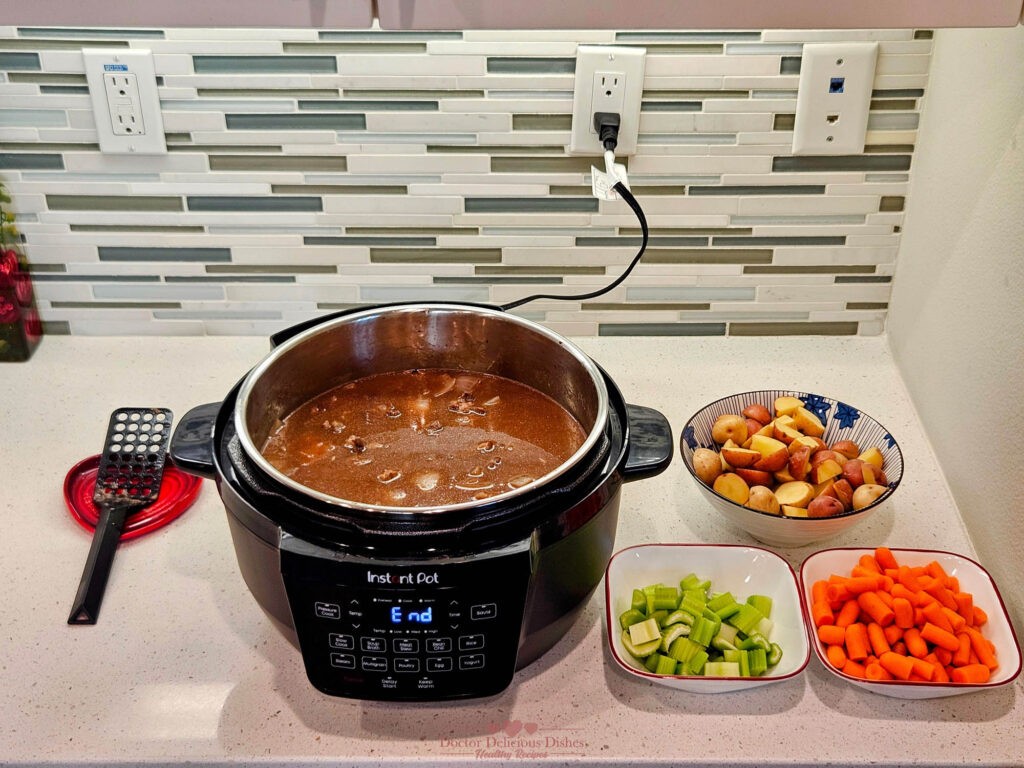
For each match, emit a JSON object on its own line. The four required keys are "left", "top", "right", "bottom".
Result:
{"left": 792, "top": 42, "right": 878, "bottom": 156}
{"left": 569, "top": 45, "right": 646, "bottom": 156}
{"left": 83, "top": 49, "right": 166, "bottom": 154}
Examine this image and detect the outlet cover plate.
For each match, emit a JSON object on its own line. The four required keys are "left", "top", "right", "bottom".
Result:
{"left": 83, "top": 48, "right": 166, "bottom": 155}
{"left": 792, "top": 42, "right": 878, "bottom": 156}
{"left": 569, "top": 45, "right": 646, "bottom": 156}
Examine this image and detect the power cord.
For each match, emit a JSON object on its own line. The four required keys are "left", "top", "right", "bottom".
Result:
{"left": 500, "top": 111, "right": 649, "bottom": 312}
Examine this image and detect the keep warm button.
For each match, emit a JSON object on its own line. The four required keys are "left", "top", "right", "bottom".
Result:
{"left": 470, "top": 603, "right": 497, "bottom": 620}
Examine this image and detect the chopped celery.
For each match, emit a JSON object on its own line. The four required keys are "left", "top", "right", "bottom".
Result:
{"left": 622, "top": 628, "right": 661, "bottom": 658}
{"left": 628, "top": 617, "right": 661, "bottom": 646}
{"left": 747, "top": 594, "right": 772, "bottom": 618}
{"left": 660, "top": 623, "right": 691, "bottom": 652}
{"left": 619, "top": 608, "right": 646, "bottom": 631}
{"left": 619, "top": 574, "right": 785, "bottom": 678}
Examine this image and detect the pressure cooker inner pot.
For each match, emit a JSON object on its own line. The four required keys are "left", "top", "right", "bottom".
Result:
{"left": 235, "top": 305, "right": 608, "bottom": 511}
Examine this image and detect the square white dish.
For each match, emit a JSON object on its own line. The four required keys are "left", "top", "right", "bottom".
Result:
{"left": 800, "top": 547, "right": 1022, "bottom": 699}
{"left": 605, "top": 543, "right": 810, "bottom": 693}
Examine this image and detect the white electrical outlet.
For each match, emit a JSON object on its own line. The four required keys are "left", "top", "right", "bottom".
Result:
{"left": 83, "top": 49, "right": 166, "bottom": 155}
{"left": 792, "top": 42, "right": 878, "bottom": 156}
{"left": 569, "top": 45, "right": 646, "bottom": 156}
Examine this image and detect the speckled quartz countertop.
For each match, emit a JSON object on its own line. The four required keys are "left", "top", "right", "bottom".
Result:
{"left": 2, "top": 334, "right": 1021, "bottom": 767}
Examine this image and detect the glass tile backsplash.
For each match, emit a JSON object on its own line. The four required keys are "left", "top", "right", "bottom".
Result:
{"left": 0, "top": 25, "right": 927, "bottom": 336}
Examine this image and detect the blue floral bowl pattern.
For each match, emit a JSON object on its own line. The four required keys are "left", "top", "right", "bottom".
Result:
{"left": 681, "top": 390, "right": 903, "bottom": 547}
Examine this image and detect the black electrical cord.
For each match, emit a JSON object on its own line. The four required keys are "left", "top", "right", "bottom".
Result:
{"left": 500, "top": 112, "right": 648, "bottom": 312}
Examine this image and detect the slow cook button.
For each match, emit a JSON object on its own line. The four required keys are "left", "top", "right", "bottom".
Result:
{"left": 393, "top": 658, "right": 420, "bottom": 673}
{"left": 458, "top": 654, "right": 485, "bottom": 671}
{"left": 427, "top": 657, "right": 453, "bottom": 672}
{"left": 329, "top": 653, "right": 356, "bottom": 670}
{"left": 393, "top": 638, "right": 420, "bottom": 654}
{"left": 361, "top": 656, "right": 388, "bottom": 672}
{"left": 360, "top": 636, "right": 387, "bottom": 653}
{"left": 470, "top": 603, "right": 498, "bottom": 620}
{"left": 329, "top": 633, "right": 354, "bottom": 650}
{"left": 426, "top": 637, "right": 452, "bottom": 654}
{"left": 458, "top": 634, "right": 485, "bottom": 651}
{"left": 314, "top": 602, "right": 341, "bottom": 620}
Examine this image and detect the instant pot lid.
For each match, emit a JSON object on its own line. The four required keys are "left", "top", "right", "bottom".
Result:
{"left": 231, "top": 303, "right": 610, "bottom": 516}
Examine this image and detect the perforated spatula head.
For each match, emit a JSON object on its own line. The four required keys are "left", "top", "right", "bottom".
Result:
{"left": 68, "top": 407, "right": 173, "bottom": 625}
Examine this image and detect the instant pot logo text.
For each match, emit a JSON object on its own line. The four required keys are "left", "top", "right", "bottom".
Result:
{"left": 366, "top": 569, "right": 440, "bottom": 586}
{"left": 439, "top": 720, "right": 589, "bottom": 760}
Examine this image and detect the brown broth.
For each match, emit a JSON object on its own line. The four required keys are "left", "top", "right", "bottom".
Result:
{"left": 259, "top": 368, "right": 587, "bottom": 507}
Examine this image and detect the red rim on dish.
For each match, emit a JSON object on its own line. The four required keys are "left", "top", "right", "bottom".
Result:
{"left": 64, "top": 454, "right": 203, "bottom": 540}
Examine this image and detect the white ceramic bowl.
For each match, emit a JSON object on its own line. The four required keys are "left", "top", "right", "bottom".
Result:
{"left": 605, "top": 543, "right": 810, "bottom": 693}
{"left": 801, "top": 547, "right": 1022, "bottom": 699}
{"left": 680, "top": 390, "right": 903, "bottom": 548}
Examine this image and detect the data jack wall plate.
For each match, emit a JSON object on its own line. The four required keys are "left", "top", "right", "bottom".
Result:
{"left": 83, "top": 49, "right": 166, "bottom": 155}
{"left": 792, "top": 42, "right": 878, "bottom": 156}
{"left": 569, "top": 45, "right": 646, "bottom": 156}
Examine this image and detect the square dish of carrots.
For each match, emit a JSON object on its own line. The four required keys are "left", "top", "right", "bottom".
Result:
{"left": 800, "top": 547, "right": 1021, "bottom": 699}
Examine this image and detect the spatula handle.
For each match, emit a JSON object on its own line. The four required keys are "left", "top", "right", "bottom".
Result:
{"left": 67, "top": 503, "right": 130, "bottom": 625}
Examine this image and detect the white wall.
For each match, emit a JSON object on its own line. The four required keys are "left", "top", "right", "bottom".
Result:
{"left": 889, "top": 25, "right": 1024, "bottom": 630}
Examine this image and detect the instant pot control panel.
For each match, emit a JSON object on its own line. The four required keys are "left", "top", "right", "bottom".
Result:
{"left": 279, "top": 534, "right": 535, "bottom": 701}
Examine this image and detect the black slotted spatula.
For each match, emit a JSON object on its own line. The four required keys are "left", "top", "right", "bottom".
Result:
{"left": 68, "top": 407, "right": 173, "bottom": 625}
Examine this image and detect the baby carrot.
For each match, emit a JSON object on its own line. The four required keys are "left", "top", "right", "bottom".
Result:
{"left": 858, "top": 554, "right": 882, "bottom": 573}
{"left": 911, "top": 657, "right": 936, "bottom": 681}
{"left": 818, "top": 624, "right": 846, "bottom": 646}
{"left": 921, "top": 601, "right": 954, "bottom": 633}
{"left": 879, "top": 651, "right": 915, "bottom": 680}
{"left": 920, "top": 621, "right": 960, "bottom": 652}
{"left": 903, "top": 627, "right": 929, "bottom": 658}
{"left": 867, "top": 622, "right": 891, "bottom": 656}
{"left": 845, "top": 576, "right": 884, "bottom": 595}
{"left": 923, "top": 578, "right": 959, "bottom": 611}
{"left": 811, "top": 579, "right": 830, "bottom": 605}
{"left": 858, "top": 591, "right": 895, "bottom": 627}
{"left": 954, "top": 592, "right": 974, "bottom": 624}
{"left": 925, "top": 560, "right": 949, "bottom": 582}
{"left": 826, "top": 582, "right": 852, "bottom": 605}
{"left": 811, "top": 600, "right": 834, "bottom": 628}
{"left": 883, "top": 624, "right": 903, "bottom": 645}
{"left": 834, "top": 599, "right": 861, "bottom": 628}
{"left": 897, "top": 565, "right": 923, "bottom": 592}
{"left": 933, "top": 646, "right": 953, "bottom": 666}
{"left": 932, "top": 664, "right": 950, "bottom": 683}
{"left": 845, "top": 622, "right": 870, "bottom": 661}
{"left": 951, "top": 664, "right": 991, "bottom": 684}
{"left": 891, "top": 641, "right": 907, "bottom": 656}
{"left": 965, "top": 627, "right": 999, "bottom": 670}
{"left": 947, "top": 576, "right": 960, "bottom": 594}
{"left": 941, "top": 606, "right": 967, "bottom": 633}
{"left": 843, "top": 659, "right": 867, "bottom": 679}
{"left": 952, "top": 633, "right": 972, "bottom": 667}
{"left": 826, "top": 644, "right": 848, "bottom": 669}
{"left": 973, "top": 605, "right": 988, "bottom": 626}
{"left": 892, "top": 597, "right": 914, "bottom": 629}
{"left": 865, "top": 662, "right": 894, "bottom": 681}
{"left": 874, "top": 546, "right": 899, "bottom": 570}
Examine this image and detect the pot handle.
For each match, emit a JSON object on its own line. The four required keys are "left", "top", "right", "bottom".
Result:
{"left": 168, "top": 402, "right": 221, "bottom": 480}
{"left": 622, "top": 404, "right": 674, "bottom": 483}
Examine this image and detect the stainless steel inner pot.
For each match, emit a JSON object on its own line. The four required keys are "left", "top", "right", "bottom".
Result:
{"left": 234, "top": 303, "right": 609, "bottom": 514}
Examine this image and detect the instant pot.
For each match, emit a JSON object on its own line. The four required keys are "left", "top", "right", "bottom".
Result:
{"left": 170, "top": 303, "right": 672, "bottom": 701}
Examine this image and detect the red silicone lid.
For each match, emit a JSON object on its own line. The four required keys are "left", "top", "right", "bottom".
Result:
{"left": 64, "top": 454, "right": 203, "bottom": 540}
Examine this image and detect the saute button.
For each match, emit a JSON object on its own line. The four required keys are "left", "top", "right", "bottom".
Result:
{"left": 470, "top": 603, "right": 498, "bottom": 620}
{"left": 427, "top": 657, "right": 453, "bottom": 672}
{"left": 329, "top": 653, "right": 356, "bottom": 670}
{"left": 315, "top": 602, "right": 341, "bottom": 620}
{"left": 393, "top": 638, "right": 420, "bottom": 654}
{"left": 360, "top": 636, "right": 387, "bottom": 653}
{"left": 361, "top": 656, "right": 388, "bottom": 672}
{"left": 329, "top": 633, "right": 354, "bottom": 650}
{"left": 458, "top": 634, "right": 485, "bottom": 651}
{"left": 426, "top": 637, "right": 452, "bottom": 654}
{"left": 393, "top": 658, "right": 421, "bottom": 673}
{"left": 458, "top": 654, "right": 485, "bottom": 671}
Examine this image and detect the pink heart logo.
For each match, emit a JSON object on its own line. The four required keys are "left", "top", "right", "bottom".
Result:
{"left": 486, "top": 722, "right": 502, "bottom": 734}
{"left": 504, "top": 720, "right": 523, "bottom": 737}
{"left": 524, "top": 722, "right": 538, "bottom": 734}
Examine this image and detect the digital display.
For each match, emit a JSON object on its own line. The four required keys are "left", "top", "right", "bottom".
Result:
{"left": 389, "top": 605, "right": 433, "bottom": 624}
{"left": 373, "top": 599, "right": 440, "bottom": 627}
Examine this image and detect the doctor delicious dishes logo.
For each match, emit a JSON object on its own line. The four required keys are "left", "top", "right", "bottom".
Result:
{"left": 439, "top": 719, "right": 588, "bottom": 760}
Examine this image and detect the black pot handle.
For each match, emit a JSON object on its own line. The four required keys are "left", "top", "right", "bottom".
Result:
{"left": 622, "top": 404, "right": 674, "bottom": 483}
{"left": 168, "top": 402, "right": 221, "bottom": 480}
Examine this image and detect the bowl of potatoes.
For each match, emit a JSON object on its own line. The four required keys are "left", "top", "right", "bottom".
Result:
{"left": 680, "top": 391, "right": 902, "bottom": 547}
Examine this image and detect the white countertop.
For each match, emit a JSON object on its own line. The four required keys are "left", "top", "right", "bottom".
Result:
{"left": 2, "top": 334, "right": 1021, "bottom": 767}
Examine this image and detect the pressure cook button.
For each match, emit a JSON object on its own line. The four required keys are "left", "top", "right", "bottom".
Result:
{"left": 361, "top": 656, "right": 388, "bottom": 672}
{"left": 393, "top": 638, "right": 420, "bottom": 654}
{"left": 470, "top": 603, "right": 498, "bottom": 620}
{"left": 329, "top": 633, "right": 354, "bottom": 650}
{"left": 458, "top": 634, "right": 485, "bottom": 651}
{"left": 360, "top": 636, "right": 387, "bottom": 653}
{"left": 426, "top": 637, "right": 452, "bottom": 654}
{"left": 393, "top": 658, "right": 421, "bottom": 673}
{"left": 459, "top": 654, "right": 485, "bottom": 671}
{"left": 315, "top": 602, "right": 341, "bottom": 620}
{"left": 427, "top": 657, "right": 453, "bottom": 672}
{"left": 329, "top": 653, "right": 356, "bottom": 670}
